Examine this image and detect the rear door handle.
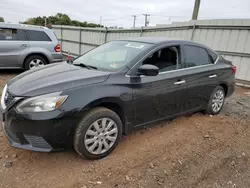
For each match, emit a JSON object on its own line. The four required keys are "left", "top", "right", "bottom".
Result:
{"left": 20, "top": 44, "right": 28, "bottom": 48}
{"left": 174, "top": 80, "right": 186, "bottom": 85}
{"left": 209, "top": 74, "right": 217, "bottom": 78}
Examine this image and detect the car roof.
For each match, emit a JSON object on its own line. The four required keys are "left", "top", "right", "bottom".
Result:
{"left": 0, "top": 23, "right": 49, "bottom": 31}
{"left": 116, "top": 37, "right": 213, "bottom": 50}
{"left": 116, "top": 37, "right": 179, "bottom": 44}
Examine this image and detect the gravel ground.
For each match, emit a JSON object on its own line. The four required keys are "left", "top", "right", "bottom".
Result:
{"left": 0, "top": 70, "right": 249, "bottom": 188}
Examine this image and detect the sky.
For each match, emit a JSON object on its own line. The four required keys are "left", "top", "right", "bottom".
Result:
{"left": 1, "top": 0, "right": 250, "bottom": 28}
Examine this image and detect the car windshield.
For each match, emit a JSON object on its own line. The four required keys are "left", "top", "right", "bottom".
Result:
{"left": 73, "top": 41, "right": 152, "bottom": 71}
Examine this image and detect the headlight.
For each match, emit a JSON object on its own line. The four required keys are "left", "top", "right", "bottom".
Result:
{"left": 16, "top": 92, "right": 68, "bottom": 113}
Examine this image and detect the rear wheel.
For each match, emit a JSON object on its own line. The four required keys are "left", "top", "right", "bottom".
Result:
{"left": 74, "top": 107, "right": 122, "bottom": 160}
{"left": 205, "top": 86, "right": 225, "bottom": 115}
{"left": 24, "top": 55, "right": 47, "bottom": 70}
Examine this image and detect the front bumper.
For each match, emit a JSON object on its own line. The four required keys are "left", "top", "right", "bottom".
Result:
{"left": 0, "top": 105, "right": 81, "bottom": 152}
{"left": 2, "top": 121, "right": 52, "bottom": 152}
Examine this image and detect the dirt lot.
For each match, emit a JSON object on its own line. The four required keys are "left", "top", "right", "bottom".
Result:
{"left": 0, "top": 70, "right": 250, "bottom": 188}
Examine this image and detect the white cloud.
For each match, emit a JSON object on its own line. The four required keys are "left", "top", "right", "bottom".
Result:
{"left": 1, "top": 0, "right": 250, "bottom": 27}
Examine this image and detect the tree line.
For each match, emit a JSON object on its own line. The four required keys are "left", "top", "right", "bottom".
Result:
{"left": 12, "top": 13, "right": 102, "bottom": 28}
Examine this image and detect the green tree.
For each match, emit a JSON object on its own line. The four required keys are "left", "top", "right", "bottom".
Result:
{"left": 0, "top": 17, "right": 4, "bottom": 22}
{"left": 23, "top": 13, "right": 103, "bottom": 28}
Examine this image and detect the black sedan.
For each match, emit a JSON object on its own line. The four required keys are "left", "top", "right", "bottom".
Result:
{"left": 0, "top": 37, "right": 235, "bottom": 159}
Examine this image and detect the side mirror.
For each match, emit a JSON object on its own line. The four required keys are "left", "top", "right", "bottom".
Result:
{"left": 138, "top": 64, "right": 159, "bottom": 76}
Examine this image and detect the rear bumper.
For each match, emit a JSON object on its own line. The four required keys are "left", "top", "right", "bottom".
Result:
{"left": 51, "top": 53, "right": 63, "bottom": 63}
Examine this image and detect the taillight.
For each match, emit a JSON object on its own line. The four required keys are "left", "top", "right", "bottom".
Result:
{"left": 231, "top": 65, "right": 236, "bottom": 74}
{"left": 54, "top": 44, "right": 61, "bottom": 52}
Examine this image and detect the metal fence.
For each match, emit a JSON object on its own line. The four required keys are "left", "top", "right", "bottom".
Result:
{"left": 52, "top": 19, "right": 250, "bottom": 87}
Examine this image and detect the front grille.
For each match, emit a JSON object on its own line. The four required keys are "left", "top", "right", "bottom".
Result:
{"left": 24, "top": 135, "right": 52, "bottom": 150}
{"left": 4, "top": 91, "right": 15, "bottom": 107}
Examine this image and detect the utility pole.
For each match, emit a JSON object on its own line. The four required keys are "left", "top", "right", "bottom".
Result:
{"left": 143, "top": 14, "right": 150, "bottom": 27}
{"left": 132, "top": 15, "right": 136, "bottom": 27}
{"left": 44, "top": 18, "right": 47, "bottom": 27}
{"left": 192, "top": 0, "right": 201, "bottom": 20}
{"left": 100, "top": 16, "right": 102, "bottom": 25}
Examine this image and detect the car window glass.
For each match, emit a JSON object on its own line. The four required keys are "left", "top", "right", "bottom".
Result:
{"left": 0, "top": 28, "right": 25, "bottom": 41}
{"left": 25, "top": 30, "right": 51, "bottom": 41}
{"left": 207, "top": 49, "right": 218, "bottom": 63}
{"left": 73, "top": 41, "right": 152, "bottom": 71}
{"left": 142, "top": 46, "right": 181, "bottom": 72}
{"left": 184, "top": 45, "right": 212, "bottom": 67}
{"left": 92, "top": 49, "right": 127, "bottom": 63}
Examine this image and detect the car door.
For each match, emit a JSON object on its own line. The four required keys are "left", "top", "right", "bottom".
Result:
{"left": 0, "top": 28, "right": 29, "bottom": 68}
{"left": 126, "top": 44, "right": 188, "bottom": 127}
{"left": 181, "top": 45, "right": 219, "bottom": 111}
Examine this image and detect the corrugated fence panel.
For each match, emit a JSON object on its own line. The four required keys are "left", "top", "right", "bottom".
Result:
{"left": 80, "top": 44, "right": 95, "bottom": 54}
{"left": 54, "top": 28, "right": 61, "bottom": 39}
{"left": 222, "top": 55, "right": 250, "bottom": 81}
{"left": 211, "top": 29, "right": 223, "bottom": 50}
{"left": 107, "top": 31, "right": 141, "bottom": 42}
{"left": 227, "top": 30, "right": 240, "bottom": 52}
{"left": 52, "top": 19, "right": 250, "bottom": 86}
{"left": 219, "top": 30, "right": 230, "bottom": 51}
{"left": 243, "top": 31, "right": 250, "bottom": 53}
{"left": 81, "top": 30, "right": 105, "bottom": 45}
{"left": 62, "top": 41, "right": 79, "bottom": 55}
{"left": 62, "top": 29, "right": 80, "bottom": 42}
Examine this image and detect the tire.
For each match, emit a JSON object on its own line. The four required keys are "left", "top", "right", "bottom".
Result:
{"left": 24, "top": 55, "right": 47, "bottom": 70}
{"left": 205, "top": 86, "right": 225, "bottom": 115}
{"left": 74, "top": 107, "right": 122, "bottom": 160}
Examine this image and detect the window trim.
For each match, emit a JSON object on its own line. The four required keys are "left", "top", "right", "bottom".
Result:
{"left": 0, "top": 27, "right": 27, "bottom": 41}
{"left": 125, "top": 43, "right": 219, "bottom": 77}
{"left": 25, "top": 30, "right": 52, "bottom": 42}
{"left": 206, "top": 48, "right": 219, "bottom": 64}
{"left": 126, "top": 43, "right": 184, "bottom": 76}
{"left": 183, "top": 44, "right": 215, "bottom": 68}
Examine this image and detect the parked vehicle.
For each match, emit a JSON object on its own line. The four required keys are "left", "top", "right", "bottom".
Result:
{"left": 0, "top": 37, "right": 235, "bottom": 159}
{"left": 0, "top": 23, "right": 62, "bottom": 70}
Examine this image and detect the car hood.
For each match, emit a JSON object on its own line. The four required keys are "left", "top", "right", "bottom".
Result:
{"left": 8, "top": 62, "right": 110, "bottom": 96}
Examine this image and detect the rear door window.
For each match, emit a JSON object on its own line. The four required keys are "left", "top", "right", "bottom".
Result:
{"left": 207, "top": 49, "right": 218, "bottom": 63}
{"left": 25, "top": 30, "right": 51, "bottom": 41}
{"left": 183, "top": 45, "right": 213, "bottom": 67}
{"left": 0, "top": 28, "right": 26, "bottom": 41}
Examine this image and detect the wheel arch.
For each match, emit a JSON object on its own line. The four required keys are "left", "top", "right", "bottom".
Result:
{"left": 219, "top": 82, "right": 228, "bottom": 96}
{"left": 84, "top": 97, "right": 127, "bottom": 134}
{"left": 23, "top": 53, "right": 50, "bottom": 68}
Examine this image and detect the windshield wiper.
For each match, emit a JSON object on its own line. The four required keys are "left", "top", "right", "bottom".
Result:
{"left": 74, "top": 63, "right": 97, "bottom": 70}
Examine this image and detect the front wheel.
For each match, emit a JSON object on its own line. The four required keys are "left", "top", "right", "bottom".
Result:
{"left": 74, "top": 107, "right": 122, "bottom": 160}
{"left": 205, "top": 86, "right": 225, "bottom": 115}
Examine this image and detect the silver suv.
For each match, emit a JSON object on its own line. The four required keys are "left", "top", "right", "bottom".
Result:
{"left": 0, "top": 23, "right": 62, "bottom": 70}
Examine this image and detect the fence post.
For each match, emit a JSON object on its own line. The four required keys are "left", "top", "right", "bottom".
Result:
{"left": 104, "top": 27, "right": 108, "bottom": 43}
{"left": 190, "top": 24, "right": 196, "bottom": 41}
{"left": 140, "top": 26, "right": 144, "bottom": 37}
{"left": 79, "top": 28, "right": 82, "bottom": 55}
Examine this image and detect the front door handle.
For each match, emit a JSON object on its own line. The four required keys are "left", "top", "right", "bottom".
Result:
{"left": 209, "top": 74, "right": 217, "bottom": 78}
{"left": 174, "top": 80, "right": 186, "bottom": 85}
{"left": 20, "top": 44, "right": 28, "bottom": 48}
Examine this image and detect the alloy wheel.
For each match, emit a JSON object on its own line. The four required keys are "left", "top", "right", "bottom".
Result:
{"left": 29, "top": 59, "right": 45, "bottom": 69}
{"left": 84, "top": 118, "right": 118, "bottom": 155}
{"left": 212, "top": 90, "right": 224, "bottom": 113}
